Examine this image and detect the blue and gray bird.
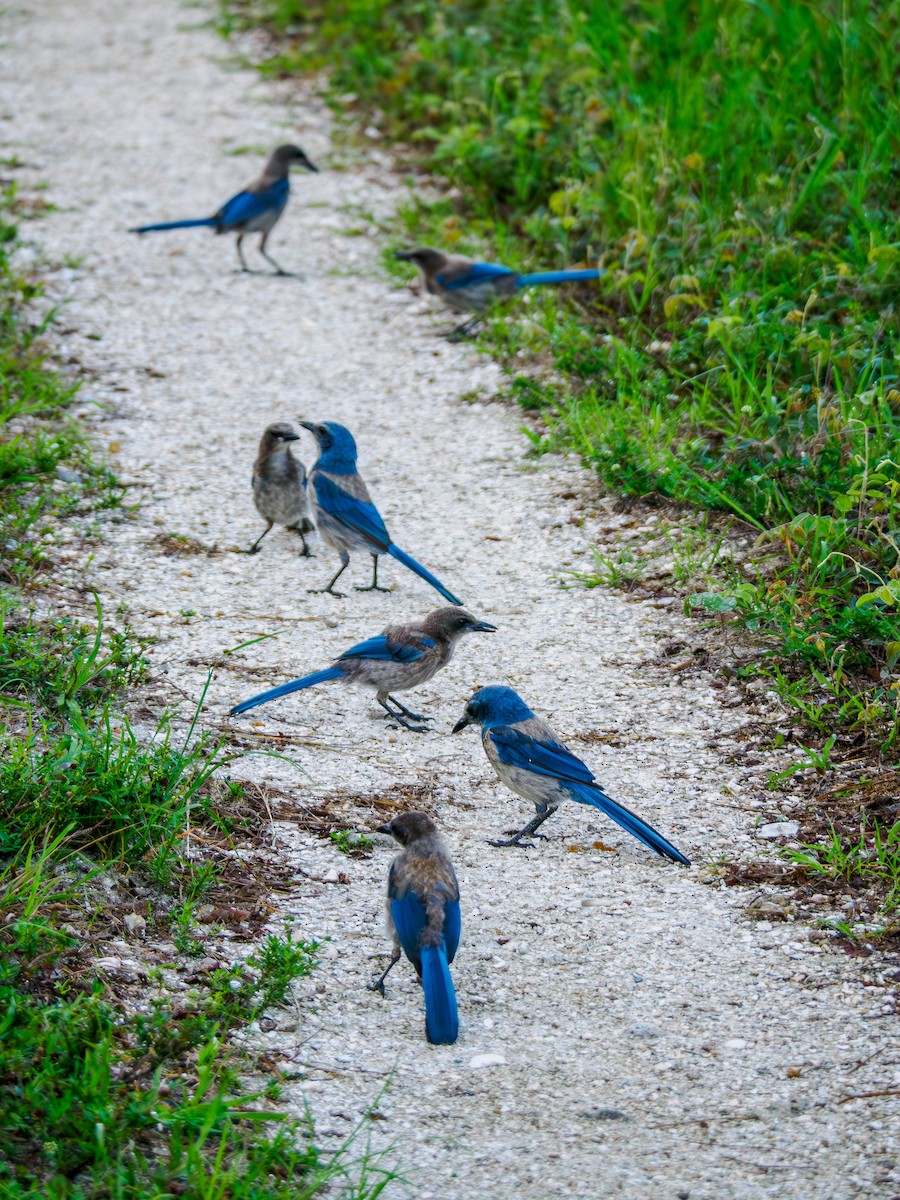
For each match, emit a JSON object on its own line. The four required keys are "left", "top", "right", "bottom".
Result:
{"left": 396, "top": 245, "right": 603, "bottom": 336}
{"left": 453, "top": 685, "right": 690, "bottom": 863}
{"left": 130, "top": 144, "right": 318, "bottom": 275}
{"left": 299, "top": 420, "right": 462, "bottom": 603}
{"left": 249, "top": 422, "right": 314, "bottom": 556}
{"left": 369, "top": 811, "right": 461, "bottom": 1046}
{"left": 229, "top": 606, "right": 495, "bottom": 732}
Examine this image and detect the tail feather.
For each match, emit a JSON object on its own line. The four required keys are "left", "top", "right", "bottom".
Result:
{"left": 516, "top": 268, "right": 604, "bottom": 287}
{"left": 572, "top": 783, "right": 690, "bottom": 865}
{"left": 420, "top": 944, "right": 458, "bottom": 1045}
{"left": 129, "top": 218, "right": 219, "bottom": 234}
{"left": 387, "top": 544, "right": 462, "bottom": 605}
{"left": 229, "top": 666, "right": 343, "bottom": 716}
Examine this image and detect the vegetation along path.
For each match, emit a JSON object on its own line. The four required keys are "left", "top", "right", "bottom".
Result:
{"left": 4, "top": 0, "right": 898, "bottom": 1195}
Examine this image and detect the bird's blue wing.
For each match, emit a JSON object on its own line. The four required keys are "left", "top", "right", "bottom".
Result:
{"left": 390, "top": 894, "right": 427, "bottom": 967}
{"left": 436, "top": 261, "right": 516, "bottom": 291}
{"left": 339, "top": 634, "right": 434, "bottom": 664}
{"left": 443, "top": 898, "right": 461, "bottom": 964}
{"left": 312, "top": 473, "right": 391, "bottom": 551}
{"left": 217, "top": 178, "right": 288, "bottom": 227}
{"left": 488, "top": 724, "right": 595, "bottom": 785}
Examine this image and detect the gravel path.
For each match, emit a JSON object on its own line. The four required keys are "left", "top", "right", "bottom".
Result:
{"left": 4, "top": 2, "right": 898, "bottom": 1196}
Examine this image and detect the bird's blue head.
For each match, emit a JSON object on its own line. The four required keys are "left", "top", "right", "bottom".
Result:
{"left": 299, "top": 421, "right": 358, "bottom": 472}
{"left": 452, "top": 685, "right": 534, "bottom": 732}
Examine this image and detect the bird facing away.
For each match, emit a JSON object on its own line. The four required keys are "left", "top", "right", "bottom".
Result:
{"left": 229, "top": 606, "right": 496, "bottom": 732}
{"left": 249, "top": 422, "right": 314, "bottom": 556}
{"left": 452, "top": 685, "right": 691, "bottom": 863}
{"left": 369, "top": 811, "right": 461, "bottom": 1046}
{"left": 129, "top": 144, "right": 318, "bottom": 275}
{"left": 396, "top": 246, "right": 603, "bottom": 336}
{"left": 299, "top": 420, "right": 463, "bottom": 604}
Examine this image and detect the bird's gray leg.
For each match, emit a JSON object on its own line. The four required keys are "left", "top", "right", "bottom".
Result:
{"left": 355, "top": 554, "right": 392, "bottom": 593}
{"left": 288, "top": 525, "right": 313, "bottom": 557}
{"left": 386, "top": 693, "right": 432, "bottom": 723}
{"left": 259, "top": 232, "right": 292, "bottom": 277}
{"left": 367, "top": 946, "right": 402, "bottom": 997}
{"left": 489, "top": 807, "right": 556, "bottom": 849}
{"left": 248, "top": 522, "right": 273, "bottom": 554}
{"left": 308, "top": 551, "right": 350, "bottom": 597}
{"left": 446, "top": 315, "right": 482, "bottom": 341}
{"left": 236, "top": 234, "right": 254, "bottom": 274}
{"left": 377, "top": 697, "right": 429, "bottom": 734}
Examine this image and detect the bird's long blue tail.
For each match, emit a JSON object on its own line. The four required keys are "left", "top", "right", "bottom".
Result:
{"left": 516, "top": 268, "right": 604, "bottom": 287}
{"left": 387, "top": 544, "right": 462, "bottom": 606}
{"left": 229, "top": 667, "right": 343, "bottom": 716}
{"left": 130, "top": 218, "right": 219, "bottom": 234}
{"left": 572, "top": 783, "right": 690, "bottom": 865}
{"left": 420, "top": 944, "right": 458, "bottom": 1045}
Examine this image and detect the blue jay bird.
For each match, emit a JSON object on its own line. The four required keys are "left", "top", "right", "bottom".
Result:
{"left": 249, "top": 422, "right": 314, "bottom": 556}
{"left": 452, "top": 686, "right": 690, "bottom": 863}
{"left": 129, "top": 144, "right": 318, "bottom": 275}
{"left": 369, "top": 811, "right": 461, "bottom": 1046}
{"left": 229, "top": 606, "right": 495, "bottom": 732}
{"left": 395, "top": 246, "right": 603, "bottom": 336}
{"left": 299, "top": 420, "right": 463, "bottom": 604}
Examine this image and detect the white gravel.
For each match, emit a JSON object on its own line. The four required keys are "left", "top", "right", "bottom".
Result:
{"left": 3, "top": 1, "right": 899, "bottom": 1196}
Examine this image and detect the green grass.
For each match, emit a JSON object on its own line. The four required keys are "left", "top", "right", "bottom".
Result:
{"left": 0, "top": 185, "right": 119, "bottom": 586}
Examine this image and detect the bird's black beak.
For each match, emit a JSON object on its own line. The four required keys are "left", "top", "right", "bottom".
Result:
{"left": 376, "top": 821, "right": 393, "bottom": 836}
{"left": 284, "top": 430, "right": 301, "bottom": 442}
{"left": 394, "top": 249, "right": 413, "bottom": 261}
{"left": 298, "top": 420, "right": 318, "bottom": 434}
{"left": 469, "top": 621, "right": 497, "bottom": 633}
{"left": 451, "top": 714, "right": 471, "bottom": 734}
{"left": 304, "top": 158, "right": 319, "bottom": 173}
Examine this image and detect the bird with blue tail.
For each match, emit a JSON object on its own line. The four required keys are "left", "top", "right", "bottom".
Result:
{"left": 129, "top": 144, "right": 317, "bottom": 275}
{"left": 395, "top": 245, "right": 604, "bottom": 337}
{"left": 249, "top": 422, "right": 315, "bottom": 556}
{"left": 299, "top": 420, "right": 463, "bottom": 603}
{"left": 229, "top": 606, "right": 495, "bottom": 732}
{"left": 452, "top": 685, "right": 690, "bottom": 863}
{"left": 369, "top": 811, "right": 461, "bottom": 1046}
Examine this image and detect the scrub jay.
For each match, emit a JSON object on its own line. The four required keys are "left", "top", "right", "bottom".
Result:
{"left": 130, "top": 144, "right": 318, "bottom": 275}
{"left": 229, "top": 606, "right": 495, "bottom": 732}
{"left": 453, "top": 685, "right": 690, "bottom": 863}
{"left": 396, "top": 246, "right": 603, "bottom": 336}
{"left": 249, "top": 422, "right": 314, "bottom": 556}
{"left": 299, "top": 420, "right": 463, "bottom": 604}
{"left": 369, "top": 811, "right": 461, "bottom": 1046}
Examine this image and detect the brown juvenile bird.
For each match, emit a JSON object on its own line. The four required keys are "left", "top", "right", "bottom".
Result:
{"left": 249, "top": 422, "right": 315, "bottom": 556}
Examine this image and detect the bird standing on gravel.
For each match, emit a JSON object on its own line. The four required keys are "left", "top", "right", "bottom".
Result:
{"left": 229, "top": 606, "right": 495, "bottom": 732}
{"left": 395, "top": 246, "right": 603, "bottom": 337}
{"left": 453, "top": 685, "right": 691, "bottom": 863}
{"left": 129, "top": 144, "right": 318, "bottom": 275}
{"left": 248, "top": 422, "right": 315, "bottom": 556}
{"left": 369, "top": 811, "right": 461, "bottom": 1046}
{"left": 299, "top": 420, "right": 463, "bottom": 604}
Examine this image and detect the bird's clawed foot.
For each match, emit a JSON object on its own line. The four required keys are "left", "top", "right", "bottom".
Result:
{"left": 386, "top": 716, "right": 431, "bottom": 734}
{"left": 487, "top": 836, "right": 535, "bottom": 849}
{"left": 307, "top": 587, "right": 345, "bottom": 598}
{"left": 367, "top": 978, "right": 386, "bottom": 998}
{"left": 354, "top": 584, "right": 392, "bottom": 593}
{"left": 387, "top": 696, "right": 431, "bottom": 722}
